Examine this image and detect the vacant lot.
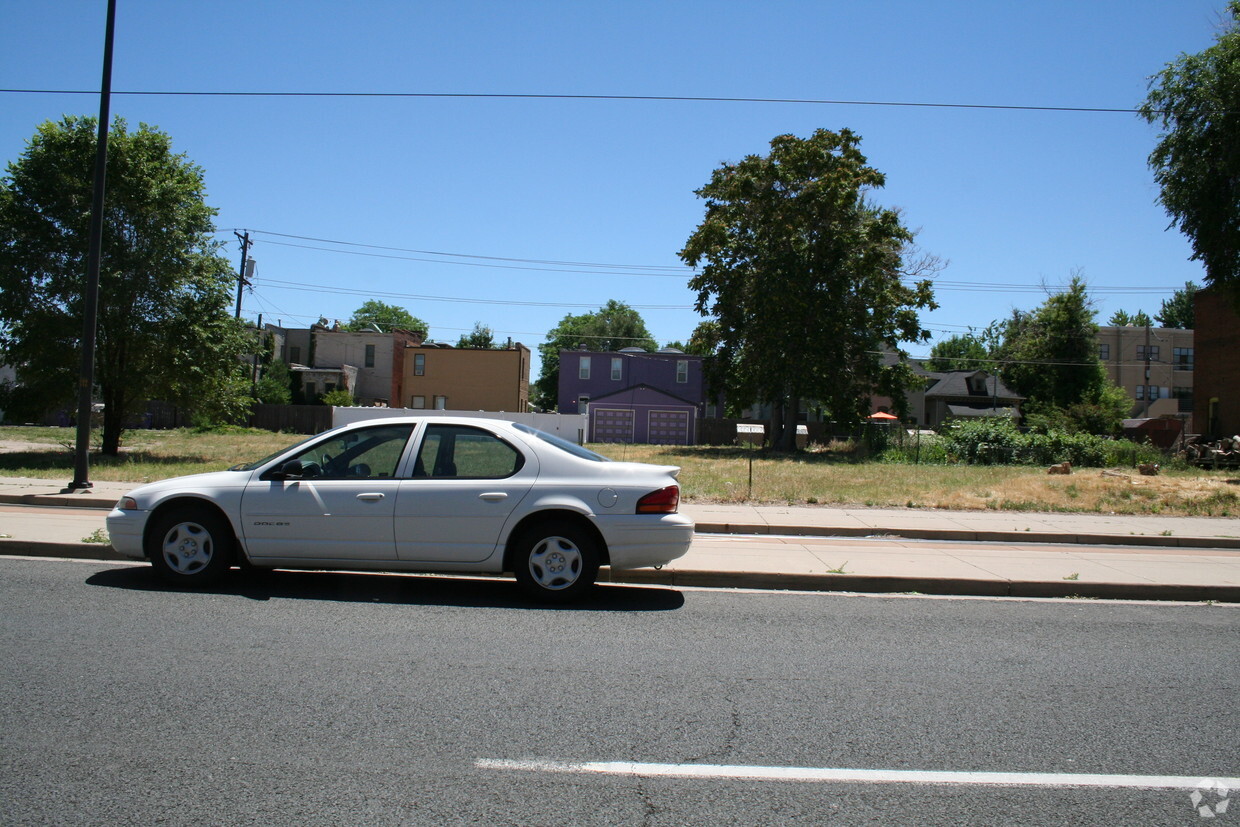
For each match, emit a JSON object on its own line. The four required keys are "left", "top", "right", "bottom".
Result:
{"left": 1, "top": 426, "right": 1236, "bottom": 517}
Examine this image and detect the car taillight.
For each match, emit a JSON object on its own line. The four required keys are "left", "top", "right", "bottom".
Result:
{"left": 636, "top": 485, "right": 679, "bottom": 514}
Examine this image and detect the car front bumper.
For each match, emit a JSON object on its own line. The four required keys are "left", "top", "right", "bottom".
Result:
{"left": 106, "top": 507, "right": 149, "bottom": 560}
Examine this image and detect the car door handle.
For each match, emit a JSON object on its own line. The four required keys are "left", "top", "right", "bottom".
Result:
{"left": 479, "top": 492, "right": 508, "bottom": 502}
{"left": 356, "top": 493, "right": 386, "bottom": 502}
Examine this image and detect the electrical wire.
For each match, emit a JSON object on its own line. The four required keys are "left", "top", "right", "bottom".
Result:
{"left": 0, "top": 87, "right": 1173, "bottom": 114}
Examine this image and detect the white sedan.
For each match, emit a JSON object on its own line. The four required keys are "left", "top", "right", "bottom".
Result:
{"left": 107, "top": 417, "right": 693, "bottom": 601}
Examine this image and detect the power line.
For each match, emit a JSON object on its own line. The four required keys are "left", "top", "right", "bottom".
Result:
{"left": 234, "top": 228, "right": 1186, "bottom": 295}
{"left": 255, "top": 277, "right": 690, "bottom": 310}
{"left": 245, "top": 229, "right": 686, "bottom": 272}
{"left": 0, "top": 87, "right": 1162, "bottom": 114}
{"left": 254, "top": 238, "right": 690, "bottom": 278}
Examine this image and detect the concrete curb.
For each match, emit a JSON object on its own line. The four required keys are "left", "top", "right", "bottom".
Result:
{"left": 0, "top": 540, "right": 130, "bottom": 561}
{"left": 692, "top": 523, "right": 1240, "bottom": 551}
{"left": 6, "top": 539, "right": 1236, "bottom": 603}
{"left": 603, "top": 567, "right": 1240, "bottom": 603}
{"left": 0, "top": 493, "right": 118, "bottom": 509}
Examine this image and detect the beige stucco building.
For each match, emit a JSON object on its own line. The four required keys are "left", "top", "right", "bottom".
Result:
{"left": 265, "top": 323, "right": 424, "bottom": 405}
{"left": 1096, "top": 325, "right": 1194, "bottom": 421}
{"left": 402, "top": 342, "right": 531, "bottom": 412}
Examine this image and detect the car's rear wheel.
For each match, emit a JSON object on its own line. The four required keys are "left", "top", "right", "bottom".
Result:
{"left": 146, "top": 507, "right": 234, "bottom": 587}
{"left": 513, "top": 523, "right": 600, "bottom": 602}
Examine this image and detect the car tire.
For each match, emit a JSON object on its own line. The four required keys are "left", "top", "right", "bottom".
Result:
{"left": 513, "top": 523, "right": 600, "bottom": 602}
{"left": 146, "top": 507, "right": 235, "bottom": 587}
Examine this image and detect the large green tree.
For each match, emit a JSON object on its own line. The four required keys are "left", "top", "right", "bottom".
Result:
{"left": 926, "top": 333, "right": 989, "bottom": 372}
{"left": 1155, "top": 280, "right": 1199, "bottom": 328}
{"left": 342, "top": 300, "right": 427, "bottom": 335}
{"left": 0, "top": 116, "right": 249, "bottom": 453}
{"left": 1140, "top": 2, "right": 1240, "bottom": 297}
{"left": 456, "top": 321, "right": 496, "bottom": 348}
{"left": 532, "top": 299, "right": 655, "bottom": 410}
{"left": 1107, "top": 309, "right": 1153, "bottom": 327}
{"left": 680, "top": 128, "right": 937, "bottom": 449}
{"left": 993, "top": 276, "right": 1125, "bottom": 431}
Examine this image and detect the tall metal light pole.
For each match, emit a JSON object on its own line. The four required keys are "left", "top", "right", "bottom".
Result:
{"left": 68, "top": 0, "right": 117, "bottom": 491}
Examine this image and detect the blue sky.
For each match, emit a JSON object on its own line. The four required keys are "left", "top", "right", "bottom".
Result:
{"left": 0, "top": 1, "right": 1225, "bottom": 379}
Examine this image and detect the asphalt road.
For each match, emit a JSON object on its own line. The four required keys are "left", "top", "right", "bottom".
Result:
{"left": 1, "top": 557, "right": 1236, "bottom": 826}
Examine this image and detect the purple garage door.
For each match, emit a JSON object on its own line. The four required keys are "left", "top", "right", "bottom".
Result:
{"left": 593, "top": 407, "right": 635, "bottom": 443}
{"left": 648, "top": 409, "right": 691, "bottom": 445}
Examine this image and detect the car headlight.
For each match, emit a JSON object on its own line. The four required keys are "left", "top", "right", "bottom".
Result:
{"left": 117, "top": 496, "right": 139, "bottom": 511}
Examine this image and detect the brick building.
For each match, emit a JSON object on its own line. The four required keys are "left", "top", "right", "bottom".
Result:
{"left": 1193, "top": 289, "right": 1240, "bottom": 437}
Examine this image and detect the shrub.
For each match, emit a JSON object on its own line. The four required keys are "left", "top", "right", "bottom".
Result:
{"left": 938, "top": 417, "right": 1164, "bottom": 468}
{"left": 320, "top": 389, "right": 356, "bottom": 407}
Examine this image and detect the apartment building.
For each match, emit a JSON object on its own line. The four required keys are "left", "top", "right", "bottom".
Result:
{"left": 1096, "top": 325, "right": 1194, "bottom": 421}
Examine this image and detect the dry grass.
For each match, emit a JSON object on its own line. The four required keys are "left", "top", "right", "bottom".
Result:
{"left": 590, "top": 443, "right": 1240, "bottom": 518}
{"left": 0, "top": 426, "right": 304, "bottom": 483}
{"left": 1, "top": 426, "right": 1235, "bottom": 517}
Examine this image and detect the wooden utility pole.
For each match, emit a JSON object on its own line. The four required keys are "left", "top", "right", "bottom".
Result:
{"left": 234, "top": 230, "right": 252, "bottom": 319}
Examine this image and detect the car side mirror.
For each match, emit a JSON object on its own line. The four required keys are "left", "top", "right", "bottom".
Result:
{"left": 268, "top": 459, "right": 307, "bottom": 480}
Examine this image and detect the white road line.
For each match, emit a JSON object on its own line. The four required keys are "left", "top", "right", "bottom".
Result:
{"left": 476, "top": 759, "right": 1240, "bottom": 791}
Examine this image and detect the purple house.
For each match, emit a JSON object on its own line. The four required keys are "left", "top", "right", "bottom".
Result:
{"left": 557, "top": 348, "right": 708, "bottom": 444}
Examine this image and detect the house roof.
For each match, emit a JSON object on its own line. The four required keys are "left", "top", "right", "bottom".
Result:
{"left": 589, "top": 383, "right": 698, "bottom": 407}
{"left": 918, "top": 369, "right": 1022, "bottom": 402}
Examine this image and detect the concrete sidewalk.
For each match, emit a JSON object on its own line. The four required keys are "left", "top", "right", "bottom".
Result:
{"left": 2, "top": 475, "right": 1239, "bottom": 602}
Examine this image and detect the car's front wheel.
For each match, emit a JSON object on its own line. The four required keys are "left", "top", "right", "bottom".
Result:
{"left": 146, "top": 507, "right": 235, "bottom": 586}
{"left": 513, "top": 523, "right": 600, "bottom": 602}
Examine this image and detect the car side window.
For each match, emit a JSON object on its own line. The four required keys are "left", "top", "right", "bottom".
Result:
{"left": 412, "top": 424, "right": 524, "bottom": 479}
{"left": 283, "top": 424, "right": 414, "bottom": 480}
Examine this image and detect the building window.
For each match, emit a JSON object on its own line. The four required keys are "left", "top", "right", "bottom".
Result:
{"left": 677, "top": 359, "right": 689, "bottom": 383}
{"left": 365, "top": 344, "right": 376, "bottom": 368}
{"left": 1173, "top": 386, "right": 1194, "bottom": 412}
{"left": 1098, "top": 343, "right": 1110, "bottom": 361}
{"left": 411, "top": 395, "right": 426, "bottom": 409}
{"left": 1174, "top": 347, "right": 1194, "bottom": 371}
{"left": 579, "top": 356, "right": 591, "bottom": 380}
{"left": 414, "top": 353, "right": 425, "bottom": 376}
{"left": 1136, "top": 385, "right": 1162, "bottom": 401}
{"left": 289, "top": 346, "right": 302, "bottom": 364}
{"left": 577, "top": 394, "right": 590, "bottom": 412}
{"left": 304, "top": 381, "right": 317, "bottom": 398}
{"left": 611, "top": 357, "right": 622, "bottom": 381}
{"left": 1137, "top": 345, "right": 1160, "bottom": 362}
{"left": 434, "top": 395, "right": 447, "bottom": 410}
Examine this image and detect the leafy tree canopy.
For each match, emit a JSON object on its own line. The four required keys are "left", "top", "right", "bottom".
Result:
{"left": 1107, "top": 309, "right": 1153, "bottom": 327}
{"left": 1140, "top": 2, "right": 1240, "bottom": 297}
{"left": 255, "top": 359, "right": 292, "bottom": 405}
{"left": 685, "top": 320, "right": 723, "bottom": 358}
{"left": 680, "top": 128, "right": 938, "bottom": 448}
{"left": 926, "top": 333, "right": 989, "bottom": 372}
{"left": 1155, "top": 280, "right": 1199, "bottom": 328}
{"left": 532, "top": 299, "right": 655, "bottom": 410}
{"left": 456, "top": 321, "right": 496, "bottom": 348}
{"left": 993, "top": 276, "right": 1122, "bottom": 431}
{"left": 0, "top": 116, "right": 249, "bottom": 453}
{"left": 343, "top": 300, "right": 427, "bottom": 335}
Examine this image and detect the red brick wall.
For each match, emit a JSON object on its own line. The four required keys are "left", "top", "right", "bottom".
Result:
{"left": 1193, "top": 290, "right": 1240, "bottom": 437}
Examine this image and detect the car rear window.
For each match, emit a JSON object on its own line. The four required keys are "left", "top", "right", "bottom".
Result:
{"left": 513, "top": 423, "right": 610, "bottom": 462}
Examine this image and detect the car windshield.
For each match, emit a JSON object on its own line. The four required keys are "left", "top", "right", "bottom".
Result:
{"left": 228, "top": 433, "right": 318, "bottom": 471}
{"left": 513, "top": 423, "right": 610, "bottom": 462}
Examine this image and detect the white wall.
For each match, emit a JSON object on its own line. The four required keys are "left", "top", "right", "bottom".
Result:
{"left": 331, "top": 407, "right": 590, "bottom": 444}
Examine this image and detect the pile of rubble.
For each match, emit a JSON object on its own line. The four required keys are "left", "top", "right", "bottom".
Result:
{"left": 1179, "top": 435, "right": 1240, "bottom": 469}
